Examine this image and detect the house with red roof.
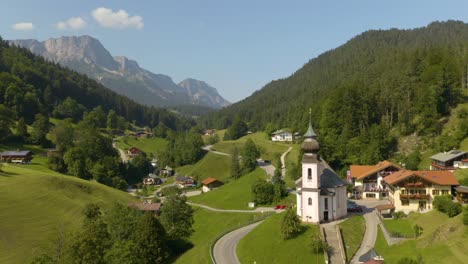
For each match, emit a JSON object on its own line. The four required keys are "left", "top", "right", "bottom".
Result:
{"left": 201, "top": 177, "right": 223, "bottom": 192}
{"left": 350, "top": 160, "right": 401, "bottom": 199}
{"left": 127, "top": 147, "right": 141, "bottom": 157}
{"left": 383, "top": 170, "right": 459, "bottom": 213}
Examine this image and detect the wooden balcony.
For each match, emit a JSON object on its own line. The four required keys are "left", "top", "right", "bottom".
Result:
{"left": 400, "top": 194, "right": 430, "bottom": 200}
{"left": 405, "top": 182, "right": 426, "bottom": 188}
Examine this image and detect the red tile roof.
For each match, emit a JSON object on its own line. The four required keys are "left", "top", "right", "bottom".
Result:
{"left": 350, "top": 160, "right": 401, "bottom": 179}
{"left": 201, "top": 177, "right": 219, "bottom": 185}
{"left": 383, "top": 170, "right": 459, "bottom": 186}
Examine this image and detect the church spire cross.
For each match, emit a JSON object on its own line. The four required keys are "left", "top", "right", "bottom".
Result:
{"left": 304, "top": 109, "right": 317, "bottom": 138}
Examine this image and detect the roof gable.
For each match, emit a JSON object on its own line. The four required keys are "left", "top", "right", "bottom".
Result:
{"left": 383, "top": 170, "right": 459, "bottom": 186}
{"left": 352, "top": 160, "right": 401, "bottom": 180}
{"left": 0, "top": 150, "right": 32, "bottom": 156}
{"left": 430, "top": 150, "right": 467, "bottom": 162}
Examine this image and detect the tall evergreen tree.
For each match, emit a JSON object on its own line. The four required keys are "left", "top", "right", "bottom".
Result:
{"left": 231, "top": 147, "right": 241, "bottom": 179}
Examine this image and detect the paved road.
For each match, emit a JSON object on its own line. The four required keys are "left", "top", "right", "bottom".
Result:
{"left": 112, "top": 140, "right": 129, "bottom": 163}
{"left": 202, "top": 145, "right": 230, "bottom": 156}
{"left": 213, "top": 221, "right": 263, "bottom": 264}
{"left": 187, "top": 202, "right": 277, "bottom": 213}
{"left": 280, "top": 146, "right": 292, "bottom": 179}
{"left": 350, "top": 200, "right": 388, "bottom": 264}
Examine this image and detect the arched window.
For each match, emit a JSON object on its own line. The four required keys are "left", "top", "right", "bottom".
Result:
{"left": 307, "top": 168, "right": 312, "bottom": 180}
{"left": 308, "top": 197, "right": 312, "bottom": 205}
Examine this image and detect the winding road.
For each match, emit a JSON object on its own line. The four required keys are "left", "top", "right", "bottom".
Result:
{"left": 213, "top": 221, "right": 263, "bottom": 264}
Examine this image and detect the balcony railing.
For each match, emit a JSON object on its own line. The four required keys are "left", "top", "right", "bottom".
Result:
{"left": 400, "top": 194, "right": 430, "bottom": 200}
{"left": 363, "top": 188, "right": 388, "bottom": 193}
{"left": 405, "top": 182, "right": 426, "bottom": 188}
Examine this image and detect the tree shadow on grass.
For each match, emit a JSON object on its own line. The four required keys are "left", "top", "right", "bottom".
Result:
{"left": 0, "top": 170, "right": 19, "bottom": 177}
{"left": 167, "top": 238, "right": 194, "bottom": 262}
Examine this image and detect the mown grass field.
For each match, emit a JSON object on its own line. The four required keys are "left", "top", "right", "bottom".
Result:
{"left": 212, "top": 132, "right": 293, "bottom": 161}
{"left": 115, "top": 136, "right": 168, "bottom": 157}
{"left": 383, "top": 218, "right": 414, "bottom": 238}
{"left": 189, "top": 168, "right": 295, "bottom": 210}
{"left": 237, "top": 212, "right": 323, "bottom": 263}
{"left": 174, "top": 207, "right": 261, "bottom": 264}
{"left": 375, "top": 210, "right": 468, "bottom": 263}
{"left": 339, "top": 215, "right": 365, "bottom": 261}
{"left": 0, "top": 165, "right": 134, "bottom": 264}
{"left": 176, "top": 152, "right": 231, "bottom": 183}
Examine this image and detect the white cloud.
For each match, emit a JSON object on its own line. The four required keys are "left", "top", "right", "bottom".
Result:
{"left": 12, "top": 22, "right": 34, "bottom": 31}
{"left": 55, "top": 17, "right": 87, "bottom": 30}
{"left": 92, "top": 7, "right": 143, "bottom": 30}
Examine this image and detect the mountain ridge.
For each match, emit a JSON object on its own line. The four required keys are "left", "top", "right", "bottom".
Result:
{"left": 9, "top": 35, "right": 230, "bottom": 109}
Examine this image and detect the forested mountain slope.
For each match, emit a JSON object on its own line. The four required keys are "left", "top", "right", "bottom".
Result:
{"left": 202, "top": 20, "right": 468, "bottom": 169}
{"left": 0, "top": 37, "right": 190, "bottom": 130}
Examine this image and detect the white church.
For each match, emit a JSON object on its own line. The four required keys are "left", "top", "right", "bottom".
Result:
{"left": 296, "top": 116, "right": 348, "bottom": 223}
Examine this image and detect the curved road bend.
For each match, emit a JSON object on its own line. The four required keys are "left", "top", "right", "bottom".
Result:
{"left": 280, "top": 146, "right": 292, "bottom": 179}
{"left": 213, "top": 221, "right": 263, "bottom": 264}
{"left": 350, "top": 200, "right": 387, "bottom": 264}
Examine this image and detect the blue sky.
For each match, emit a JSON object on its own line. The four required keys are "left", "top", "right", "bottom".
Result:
{"left": 1, "top": 1, "right": 467, "bottom": 102}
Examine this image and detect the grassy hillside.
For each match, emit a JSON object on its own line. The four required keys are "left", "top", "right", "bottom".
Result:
{"left": 189, "top": 168, "right": 295, "bottom": 210}
{"left": 0, "top": 164, "right": 134, "bottom": 264}
{"left": 176, "top": 152, "right": 231, "bottom": 183}
{"left": 374, "top": 210, "right": 468, "bottom": 263}
{"left": 174, "top": 207, "right": 261, "bottom": 264}
{"left": 212, "top": 132, "right": 293, "bottom": 161}
{"left": 114, "top": 136, "right": 168, "bottom": 157}
{"left": 237, "top": 212, "right": 323, "bottom": 263}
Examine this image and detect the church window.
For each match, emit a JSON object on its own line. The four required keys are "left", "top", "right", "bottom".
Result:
{"left": 308, "top": 198, "right": 312, "bottom": 205}
{"left": 324, "top": 198, "right": 328, "bottom": 210}
{"left": 307, "top": 168, "right": 312, "bottom": 180}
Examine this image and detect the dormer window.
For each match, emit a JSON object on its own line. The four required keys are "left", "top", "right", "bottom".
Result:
{"left": 308, "top": 197, "right": 312, "bottom": 205}
{"left": 307, "top": 168, "right": 312, "bottom": 180}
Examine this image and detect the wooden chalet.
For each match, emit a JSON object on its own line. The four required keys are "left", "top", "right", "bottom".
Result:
{"left": 0, "top": 150, "right": 33, "bottom": 163}
{"left": 430, "top": 150, "right": 468, "bottom": 171}
{"left": 201, "top": 177, "right": 223, "bottom": 192}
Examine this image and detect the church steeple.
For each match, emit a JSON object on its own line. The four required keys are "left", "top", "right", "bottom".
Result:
{"left": 304, "top": 108, "right": 317, "bottom": 139}
{"left": 301, "top": 109, "right": 320, "bottom": 154}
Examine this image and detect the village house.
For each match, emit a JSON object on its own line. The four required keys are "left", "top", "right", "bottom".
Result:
{"left": 430, "top": 150, "right": 468, "bottom": 171}
{"left": 127, "top": 147, "right": 141, "bottom": 157}
{"left": 383, "top": 170, "right": 459, "bottom": 213}
{"left": 160, "top": 166, "right": 174, "bottom": 177}
{"left": 201, "top": 177, "right": 223, "bottom": 192}
{"left": 128, "top": 201, "right": 162, "bottom": 215}
{"left": 203, "top": 129, "right": 216, "bottom": 136}
{"left": 455, "top": 185, "right": 468, "bottom": 204}
{"left": 176, "top": 175, "right": 195, "bottom": 188}
{"left": 271, "top": 129, "right": 293, "bottom": 142}
{"left": 296, "top": 115, "right": 348, "bottom": 223}
{"left": 0, "top": 150, "right": 33, "bottom": 164}
{"left": 143, "top": 174, "right": 163, "bottom": 186}
{"left": 350, "top": 160, "right": 402, "bottom": 200}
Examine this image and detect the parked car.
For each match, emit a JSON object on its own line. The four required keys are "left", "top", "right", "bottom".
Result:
{"left": 347, "top": 203, "right": 363, "bottom": 213}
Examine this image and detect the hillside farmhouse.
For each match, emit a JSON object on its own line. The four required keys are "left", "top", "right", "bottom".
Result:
{"left": 430, "top": 150, "right": 468, "bottom": 171}
{"left": 129, "top": 202, "right": 162, "bottom": 215}
{"left": 271, "top": 130, "right": 293, "bottom": 142}
{"left": 296, "top": 115, "right": 348, "bottom": 223}
{"left": 0, "top": 150, "right": 33, "bottom": 163}
{"left": 201, "top": 177, "right": 223, "bottom": 192}
{"left": 127, "top": 147, "right": 141, "bottom": 157}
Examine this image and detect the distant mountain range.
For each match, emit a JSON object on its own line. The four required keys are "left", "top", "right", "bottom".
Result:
{"left": 9, "top": 35, "right": 230, "bottom": 109}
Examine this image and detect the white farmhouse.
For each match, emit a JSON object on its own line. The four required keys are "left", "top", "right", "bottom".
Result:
{"left": 271, "top": 129, "right": 293, "bottom": 142}
{"left": 296, "top": 116, "right": 348, "bottom": 223}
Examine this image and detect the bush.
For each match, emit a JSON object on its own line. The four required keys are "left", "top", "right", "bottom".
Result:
{"left": 433, "top": 195, "right": 461, "bottom": 217}
{"left": 280, "top": 209, "right": 301, "bottom": 240}
{"left": 310, "top": 233, "right": 329, "bottom": 253}
{"left": 392, "top": 211, "right": 406, "bottom": 219}
{"left": 447, "top": 202, "right": 462, "bottom": 217}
